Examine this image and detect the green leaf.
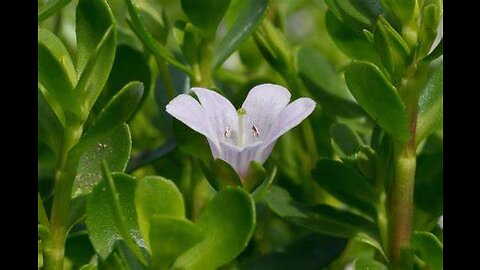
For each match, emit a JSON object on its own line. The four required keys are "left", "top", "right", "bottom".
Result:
{"left": 329, "top": 123, "right": 363, "bottom": 156}
{"left": 311, "top": 158, "right": 378, "bottom": 216}
{"left": 75, "top": 26, "right": 117, "bottom": 116}
{"left": 73, "top": 124, "right": 132, "bottom": 197}
{"left": 344, "top": 61, "right": 410, "bottom": 142}
{"left": 86, "top": 173, "right": 144, "bottom": 259}
{"left": 76, "top": 0, "right": 115, "bottom": 73}
{"left": 418, "top": 4, "right": 441, "bottom": 58}
{"left": 149, "top": 216, "right": 203, "bottom": 269}
{"left": 38, "top": 0, "right": 72, "bottom": 22}
{"left": 265, "top": 186, "right": 378, "bottom": 239}
{"left": 201, "top": 159, "right": 242, "bottom": 191}
{"left": 251, "top": 165, "right": 277, "bottom": 202}
{"left": 73, "top": 82, "right": 143, "bottom": 155}
{"left": 38, "top": 28, "right": 81, "bottom": 116}
{"left": 212, "top": 0, "right": 269, "bottom": 70}
{"left": 243, "top": 161, "right": 267, "bottom": 192}
{"left": 181, "top": 0, "right": 231, "bottom": 34}
{"left": 411, "top": 231, "right": 443, "bottom": 270}
{"left": 68, "top": 195, "right": 87, "bottom": 231}
{"left": 325, "top": 11, "right": 382, "bottom": 68}
{"left": 297, "top": 45, "right": 355, "bottom": 103}
{"left": 353, "top": 257, "right": 388, "bottom": 270}
{"left": 380, "top": 0, "right": 417, "bottom": 25}
{"left": 238, "top": 233, "right": 347, "bottom": 269}
{"left": 38, "top": 89, "right": 64, "bottom": 156}
{"left": 416, "top": 62, "right": 443, "bottom": 144}
{"left": 373, "top": 17, "right": 411, "bottom": 81}
{"left": 353, "top": 232, "right": 389, "bottom": 262}
{"left": 173, "top": 187, "right": 255, "bottom": 270}
{"left": 123, "top": 0, "right": 192, "bottom": 75}
{"left": 421, "top": 38, "right": 443, "bottom": 63}
{"left": 135, "top": 176, "right": 185, "bottom": 250}
{"left": 348, "top": 0, "right": 385, "bottom": 21}
{"left": 334, "top": 0, "right": 372, "bottom": 27}
{"left": 95, "top": 45, "right": 152, "bottom": 117}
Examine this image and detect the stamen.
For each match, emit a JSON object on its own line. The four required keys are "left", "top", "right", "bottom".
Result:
{"left": 224, "top": 126, "right": 231, "bottom": 138}
{"left": 237, "top": 108, "right": 247, "bottom": 145}
{"left": 251, "top": 125, "right": 260, "bottom": 137}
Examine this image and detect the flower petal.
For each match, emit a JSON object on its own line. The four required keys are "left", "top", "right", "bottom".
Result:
{"left": 241, "top": 84, "right": 291, "bottom": 144}
{"left": 219, "top": 141, "right": 263, "bottom": 179}
{"left": 166, "top": 94, "right": 220, "bottom": 155}
{"left": 192, "top": 88, "right": 238, "bottom": 144}
{"left": 263, "top": 97, "right": 316, "bottom": 147}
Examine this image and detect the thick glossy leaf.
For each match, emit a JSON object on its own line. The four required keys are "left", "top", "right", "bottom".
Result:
{"left": 135, "top": 176, "right": 185, "bottom": 250}
{"left": 173, "top": 187, "right": 255, "bottom": 270}
{"left": 68, "top": 195, "right": 87, "bottom": 231}
{"left": 238, "top": 233, "right": 347, "bottom": 270}
{"left": 411, "top": 231, "right": 443, "bottom": 270}
{"left": 300, "top": 72, "right": 365, "bottom": 118}
{"left": 348, "top": 0, "right": 385, "bottom": 21}
{"left": 265, "top": 185, "right": 378, "bottom": 239}
{"left": 38, "top": 0, "right": 73, "bottom": 22}
{"left": 416, "top": 63, "right": 443, "bottom": 144}
{"left": 297, "top": 45, "right": 355, "bottom": 102}
{"left": 422, "top": 38, "right": 443, "bottom": 63}
{"left": 181, "top": 0, "right": 231, "bottom": 34}
{"left": 149, "top": 216, "right": 203, "bottom": 269}
{"left": 334, "top": 0, "right": 371, "bottom": 27}
{"left": 353, "top": 232, "right": 388, "bottom": 261}
{"left": 200, "top": 158, "right": 242, "bottom": 191}
{"left": 73, "top": 124, "right": 131, "bottom": 197}
{"left": 330, "top": 123, "right": 363, "bottom": 156}
{"left": 243, "top": 161, "right": 267, "bottom": 192}
{"left": 344, "top": 61, "right": 410, "bottom": 142}
{"left": 38, "top": 28, "right": 80, "bottom": 116}
{"left": 418, "top": 4, "right": 441, "bottom": 58}
{"left": 38, "top": 89, "right": 64, "bottom": 156}
{"left": 311, "top": 159, "right": 378, "bottom": 216}
{"left": 251, "top": 165, "right": 277, "bottom": 202}
{"left": 124, "top": 0, "right": 191, "bottom": 75}
{"left": 373, "top": 17, "right": 411, "bottom": 81}
{"left": 353, "top": 258, "right": 388, "bottom": 270}
{"left": 74, "top": 82, "right": 143, "bottom": 155}
{"left": 96, "top": 45, "right": 152, "bottom": 116}
{"left": 86, "top": 173, "right": 144, "bottom": 259}
{"left": 212, "top": 0, "right": 269, "bottom": 70}
{"left": 76, "top": 0, "right": 115, "bottom": 73}
{"left": 75, "top": 26, "right": 117, "bottom": 115}
{"left": 380, "top": 0, "right": 416, "bottom": 25}
{"left": 325, "top": 11, "right": 383, "bottom": 68}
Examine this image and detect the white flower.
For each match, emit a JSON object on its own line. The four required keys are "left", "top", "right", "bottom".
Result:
{"left": 166, "top": 83, "right": 316, "bottom": 179}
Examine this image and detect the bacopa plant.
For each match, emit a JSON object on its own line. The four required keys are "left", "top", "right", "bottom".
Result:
{"left": 38, "top": 0, "right": 443, "bottom": 269}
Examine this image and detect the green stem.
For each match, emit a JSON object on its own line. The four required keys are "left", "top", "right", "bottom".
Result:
{"left": 43, "top": 121, "right": 83, "bottom": 270}
{"left": 389, "top": 142, "right": 416, "bottom": 264}
{"left": 376, "top": 192, "right": 390, "bottom": 257}
{"left": 193, "top": 40, "right": 214, "bottom": 87}
{"left": 43, "top": 157, "right": 79, "bottom": 270}
{"left": 156, "top": 56, "right": 176, "bottom": 100}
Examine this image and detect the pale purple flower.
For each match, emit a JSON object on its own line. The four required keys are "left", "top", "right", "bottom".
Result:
{"left": 166, "top": 83, "right": 316, "bottom": 179}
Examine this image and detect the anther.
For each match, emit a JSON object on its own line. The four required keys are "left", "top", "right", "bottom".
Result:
{"left": 251, "top": 125, "right": 260, "bottom": 137}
